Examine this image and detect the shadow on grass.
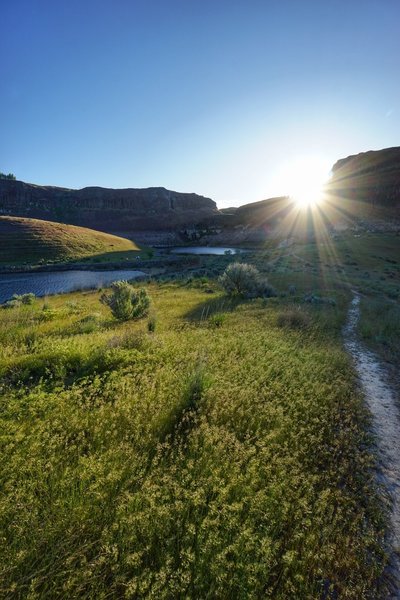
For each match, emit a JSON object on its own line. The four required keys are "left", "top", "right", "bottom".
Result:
{"left": 183, "top": 294, "right": 245, "bottom": 322}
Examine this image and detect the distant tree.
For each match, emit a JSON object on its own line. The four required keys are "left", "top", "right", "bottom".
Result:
{"left": 0, "top": 172, "right": 16, "bottom": 180}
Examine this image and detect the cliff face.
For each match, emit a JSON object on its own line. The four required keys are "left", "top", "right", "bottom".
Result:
{"left": 3, "top": 146, "right": 399, "bottom": 243}
{"left": 0, "top": 180, "right": 218, "bottom": 232}
{"left": 327, "top": 147, "right": 400, "bottom": 209}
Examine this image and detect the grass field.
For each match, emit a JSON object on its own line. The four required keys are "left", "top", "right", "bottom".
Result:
{"left": 0, "top": 279, "right": 387, "bottom": 599}
{"left": 242, "top": 232, "right": 400, "bottom": 365}
{"left": 165, "top": 232, "right": 400, "bottom": 364}
{"left": 0, "top": 216, "right": 141, "bottom": 266}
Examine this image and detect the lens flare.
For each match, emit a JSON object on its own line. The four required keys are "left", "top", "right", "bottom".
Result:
{"left": 271, "top": 156, "right": 331, "bottom": 209}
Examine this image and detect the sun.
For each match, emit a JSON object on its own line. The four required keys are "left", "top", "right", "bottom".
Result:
{"left": 272, "top": 156, "right": 331, "bottom": 209}
{"left": 291, "top": 176, "right": 325, "bottom": 208}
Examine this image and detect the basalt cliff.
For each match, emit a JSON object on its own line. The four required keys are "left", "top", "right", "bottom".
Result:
{"left": 0, "top": 180, "right": 218, "bottom": 235}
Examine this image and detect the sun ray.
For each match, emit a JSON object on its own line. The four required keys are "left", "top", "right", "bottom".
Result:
{"left": 270, "top": 156, "right": 331, "bottom": 211}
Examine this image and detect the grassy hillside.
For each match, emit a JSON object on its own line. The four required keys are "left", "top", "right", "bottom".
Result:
{"left": 0, "top": 281, "right": 385, "bottom": 598}
{"left": 0, "top": 216, "right": 141, "bottom": 265}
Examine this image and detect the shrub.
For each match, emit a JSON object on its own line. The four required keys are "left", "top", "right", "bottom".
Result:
{"left": 2, "top": 299, "right": 20, "bottom": 309}
{"left": 219, "top": 262, "right": 276, "bottom": 298}
{"left": 24, "top": 330, "right": 39, "bottom": 349}
{"left": 73, "top": 314, "right": 102, "bottom": 334}
{"left": 100, "top": 281, "right": 150, "bottom": 321}
{"left": 254, "top": 279, "right": 277, "bottom": 299}
{"left": 2, "top": 293, "right": 36, "bottom": 309}
{"left": 277, "top": 308, "right": 311, "bottom": 329}
{"left": 209, "top": 312, "right": 227, "bottom": 328}
{"left": 147, "top": 313, "right": 157, "bottom": 333}
{"left": 65, "top": 301, "right": 82, "bottom": 315}
{"left": 304, "top": 294, "right": 336, "bottom": 306}
{"left": 219, "top": 262, "right": 260, "bottom": 296}
{"left": 20, "top": 293, "right": 36, "bottom": 305}
{"left": 107, "top": 330, "right": 145, "bottom": 350}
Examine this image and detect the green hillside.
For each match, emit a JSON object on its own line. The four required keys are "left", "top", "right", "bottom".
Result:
{"left": 0, "top": 216, "right": 141, "bottom": 265}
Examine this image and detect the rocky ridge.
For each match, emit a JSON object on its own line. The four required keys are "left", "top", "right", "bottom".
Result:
{"left": 0, "top": 180, "right": 218, "bottom": 233}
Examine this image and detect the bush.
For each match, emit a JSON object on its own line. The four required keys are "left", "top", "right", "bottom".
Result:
{"left": 73, "top": 314, "right": 102, "bottom": 334}
{"left": 219, "top": 263, "right": 260, "bottom": 296}
{"left": 65, "top": 301, "right": 82, "bottom": 315}
{"left": 107, "top": 330, "right": 145, "bottom": 350}
{"left": 277, "top": 308, "right": 311, "bottom": 329}
{"left": 254, "top": 279, "right": 277, "bottom": 299}
{"left": 2, "top": 293, "right": 36, "bottom": 309}
{"left": 100, "top": 281, "right": 150, "bottom": 321}
{"left": 304, "top": 294, "right": 336, "bottom": 306}
{"left": 208, "top": 313, "right": 227, "bottom": 328}
{"left": 219, "top": 262, "right": 276, "bottom": 298}
{"left": 147, "top": 313, "right": 157, "bottom": 333}
{"left": 2, "top": 299, "right": 20, "bottom": 309}
{"left": 20, "top": 293, "right": 36, "bottom": 305}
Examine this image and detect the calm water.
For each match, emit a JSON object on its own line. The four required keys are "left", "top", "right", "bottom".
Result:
{"left": 0, "top": 270, "right": 146, "bottom": 304}
{"left": 170, "top": 246, "right": 244, "bottom": 255}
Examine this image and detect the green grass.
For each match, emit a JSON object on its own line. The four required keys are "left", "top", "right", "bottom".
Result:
{"left": 0, "top": 216, "right": 141, "bottom": 266}
{"left": 229, "top": 232, "right": 400, "bottom": 364}
{"left": 0, "top": 282, "right": 386, "bottom": 598}
{"left": 358, "top": 296, "right": 400, "bottom": 363}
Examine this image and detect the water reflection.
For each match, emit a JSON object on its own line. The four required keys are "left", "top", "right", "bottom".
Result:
{"left": 0, "top": 270, "right": 146, "bottom": 303}
{"left": 170, "top": 247, "right": 244, "bottom": 255}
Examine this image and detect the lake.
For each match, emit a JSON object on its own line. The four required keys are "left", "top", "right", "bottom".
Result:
{"left": 170, "top": 246, "right": 244, "bottom": 255}
{"left": 0, "top": 270, "right": 146, "bottom": 304}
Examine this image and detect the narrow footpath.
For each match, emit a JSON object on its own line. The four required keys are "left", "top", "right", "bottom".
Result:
{"left": 344, "top": 294, "right": 400, "bottom": 598}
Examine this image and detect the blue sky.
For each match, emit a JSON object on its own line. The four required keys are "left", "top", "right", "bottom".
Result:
{"left": 2, "top": 0, "right": 399, "bottom": 207}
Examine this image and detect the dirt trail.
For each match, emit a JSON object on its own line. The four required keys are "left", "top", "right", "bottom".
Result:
{"left": 344, "top": 294, "right": 400, "bottom": 598}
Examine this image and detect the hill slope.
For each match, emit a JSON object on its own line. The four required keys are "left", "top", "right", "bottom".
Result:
{"left": 0, "top": 216, "right": 140, "bottom": 265}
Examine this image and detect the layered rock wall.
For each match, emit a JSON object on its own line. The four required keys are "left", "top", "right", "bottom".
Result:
{"left": 0, "top": 180, "right": 218, "bottom": 231}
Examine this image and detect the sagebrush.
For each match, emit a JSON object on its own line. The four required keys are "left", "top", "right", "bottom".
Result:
{"left": 100, "top": 280, "right": 150, "bottom": 320}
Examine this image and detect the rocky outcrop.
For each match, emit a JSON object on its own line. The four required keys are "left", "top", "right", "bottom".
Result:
{"left": 327, "top": 146, "right": 400, "bottom": 209}
{"left": 0, "top": 180, "right": 218, "bottom": 232}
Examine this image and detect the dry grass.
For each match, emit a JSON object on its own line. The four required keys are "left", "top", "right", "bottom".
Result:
{"left": 0, "top": 216, "right": 140, "bottom": 265}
